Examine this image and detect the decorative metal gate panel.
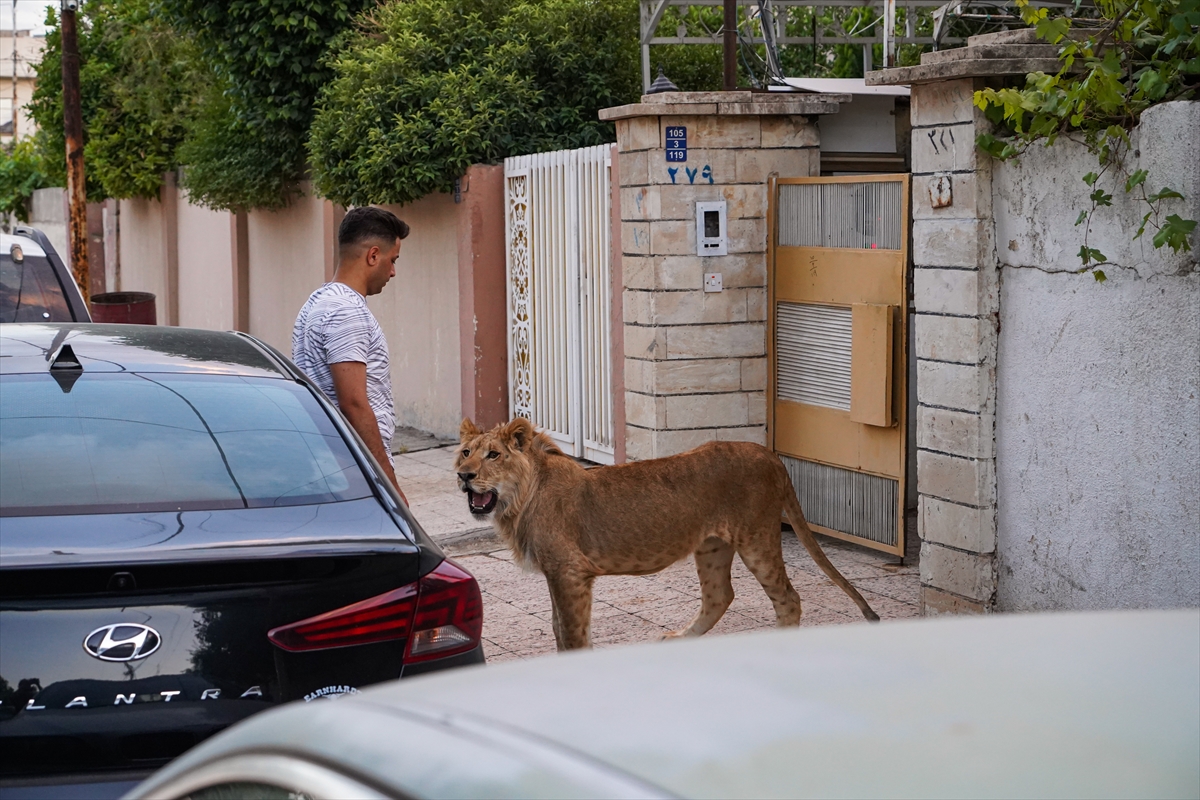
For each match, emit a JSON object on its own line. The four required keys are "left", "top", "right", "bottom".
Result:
{"left": 505, "top": 145, "right": 614, "bottom": 464}
{"left": 768, "top": 175, "right": 909, "bottom": 556}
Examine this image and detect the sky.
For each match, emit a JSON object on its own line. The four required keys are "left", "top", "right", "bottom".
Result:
{"left": 1, "top": 1, "right": 57, "bottom": 34}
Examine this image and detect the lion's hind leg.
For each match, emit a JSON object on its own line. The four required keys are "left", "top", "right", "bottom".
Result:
{"left": 664, "top": 537, "right": 736, "bottom": 639}
{"left": 737, "top": 538, "right": 803, "bottom": 627}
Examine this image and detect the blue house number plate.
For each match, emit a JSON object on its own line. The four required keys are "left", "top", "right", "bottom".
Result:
{"left": 665, "top": 126, "right": 687, "bottom": 162}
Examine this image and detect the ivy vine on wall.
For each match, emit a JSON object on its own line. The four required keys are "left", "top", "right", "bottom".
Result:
{"left": 973, "top": 0, "right": 1198, "bottom": 281}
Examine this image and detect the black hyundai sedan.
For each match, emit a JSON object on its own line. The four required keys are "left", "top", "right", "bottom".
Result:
{"left": 0, "top": 324, "right": 484, "bottom": 797}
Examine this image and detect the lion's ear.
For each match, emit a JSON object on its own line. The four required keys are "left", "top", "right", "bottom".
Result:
{"left": 460, "top": 418, "right": 482, "bottom": 442}
{"left": 502, "top": 417, "right": 535, "bottom": 451}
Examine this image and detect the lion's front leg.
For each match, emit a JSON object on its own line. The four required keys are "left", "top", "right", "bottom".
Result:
{"left": 544, "top": 572, "right": 594, "bottom": 650}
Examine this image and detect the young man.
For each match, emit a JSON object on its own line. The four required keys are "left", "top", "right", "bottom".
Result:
{"left": 293, "top": 207, "right": 409, "bottom": 504}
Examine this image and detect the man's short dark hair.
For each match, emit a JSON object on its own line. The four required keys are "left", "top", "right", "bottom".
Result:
{"left": 338, "top": 206, "right": 410, "bottom": 250}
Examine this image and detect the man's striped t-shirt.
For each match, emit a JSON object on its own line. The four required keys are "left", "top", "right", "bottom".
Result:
{"left": 292, "top": 282, "right": 396, "bottom": 459}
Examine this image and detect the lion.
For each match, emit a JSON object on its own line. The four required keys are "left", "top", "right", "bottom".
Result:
{"left": 455, "top": 417, "right": 880, "bottom": 650}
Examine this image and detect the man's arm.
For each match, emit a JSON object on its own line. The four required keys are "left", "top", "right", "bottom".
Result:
{"left": 329, "top": 361, "right": 408, "bottom": 505}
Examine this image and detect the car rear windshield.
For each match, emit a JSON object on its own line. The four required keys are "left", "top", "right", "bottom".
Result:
{"left": 0, "top": 253, "right": 74, "bottom": 323}
{"left": 0, "top": 373, "right": 374, "bottom": 516}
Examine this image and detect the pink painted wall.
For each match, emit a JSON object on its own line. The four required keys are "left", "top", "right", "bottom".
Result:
{"left": 373, "top": 193, "right": 463, "bottom": 439}
{"left": 245, "top": 184, "right": 327, "bottom": 353}
{"left": 117, "top": 196, "right": 169, "bottom": 325}
{"left": 177, "top": 191, "right": 234, "bottom": 331}
{"left": 109, "top": 176, "right": 514, "bottom": 440}
{"left": 457, "top": 164, "right": 509, "bottom": 431}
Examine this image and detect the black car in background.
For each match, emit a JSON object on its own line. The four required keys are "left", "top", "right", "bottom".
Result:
{"left": 0, "top": 324, "right": 484, "bottom": 798}
{"left": 1, "top": 229, "right": 90, "bottom": 323}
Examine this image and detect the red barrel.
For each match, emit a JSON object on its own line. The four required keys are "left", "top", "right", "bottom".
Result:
{"left": 90, "top": 292, "right": 157, "bottom": 325}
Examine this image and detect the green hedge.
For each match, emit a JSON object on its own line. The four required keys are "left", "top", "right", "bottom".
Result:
{"left": 308, "top": 0, "right": 641, "bottom": 206}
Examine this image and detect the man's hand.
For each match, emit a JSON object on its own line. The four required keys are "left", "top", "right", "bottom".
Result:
{"left": 329, "top": 361, "right": 408, "bottom": 505}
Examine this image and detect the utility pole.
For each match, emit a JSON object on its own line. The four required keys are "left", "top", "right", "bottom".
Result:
{"left": 723, "top": 0, "right": 737, "bottom": 90}
{"left": 60, "top": 0, "right": 88, "bottom": 303}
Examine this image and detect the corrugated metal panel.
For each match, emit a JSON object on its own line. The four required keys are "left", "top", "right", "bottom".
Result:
{"left": 778, "top": 181, "right": 903, "bottom": 250}
{"left": 781, "top": 455, "right": 898, "bottom": 547}
{"left": 775, "top": 302, "right": 852, "bottom": 411}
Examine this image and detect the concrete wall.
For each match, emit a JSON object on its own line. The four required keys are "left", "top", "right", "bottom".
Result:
{"left": 177, "top": 194, "right": 234, "bottom": 331}
{"left": 29, "top": 188, "right": 67, "bottom": 258}
{"left": 374, "top": 193, "right": 463, "bottom": 440}
{"left": 246, "top": 186, "right": 328, "bottom": 353}
{"left": 993, "top": 101, "right": 1200, "bottom": 610}
{"left": 117, "top": 196, "right": 169, "bottom": 325}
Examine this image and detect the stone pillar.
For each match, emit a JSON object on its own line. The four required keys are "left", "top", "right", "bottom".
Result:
{"left": 600, "top": 91, "right": 845, "bottom": 461}
{"left": 909, "top": 77, "right": 999, "bottom": 613}
{"left": 869, "top": 28, "right": 1064, "bottom": 613}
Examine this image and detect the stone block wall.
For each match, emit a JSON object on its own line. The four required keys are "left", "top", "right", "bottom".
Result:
{"left": 908, "top": 78, "right": 1000, "bottom": 614}
{"left": 604, "top": 94, "right": 836, "bottom": 460}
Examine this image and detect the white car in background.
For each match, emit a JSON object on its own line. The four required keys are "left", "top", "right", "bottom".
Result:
{"left": 125, "top": 609, "right": 1199, "bottom": 800}
{"left": 1, "top": 229, "right": 90, "bottom": 323}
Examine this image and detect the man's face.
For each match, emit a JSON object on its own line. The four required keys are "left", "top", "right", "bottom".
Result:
{"left": 365, "top": 238, "right": 402, "bottom": 296}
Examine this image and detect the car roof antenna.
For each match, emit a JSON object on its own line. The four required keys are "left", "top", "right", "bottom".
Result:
{"left": 50, "top": 343, "right": 83, "bottom": 393}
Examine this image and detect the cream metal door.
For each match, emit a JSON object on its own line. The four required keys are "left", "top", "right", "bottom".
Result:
{"left": 505, "top": 145, "right": 615, "bottom": 464}
{"left": 767, "top": 175, "right": 909, "bottom": 556}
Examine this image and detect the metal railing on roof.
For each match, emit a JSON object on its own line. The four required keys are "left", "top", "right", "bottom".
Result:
{"left": 638, "top": 0, "right": 1098, "bottom": 92}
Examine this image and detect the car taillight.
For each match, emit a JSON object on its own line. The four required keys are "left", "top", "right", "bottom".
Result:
{"left": 266, "top": 559, "right": 482, "bottom": 661}
{"left": 267, "top": 585, "right": 418, "bottom": 652}
{"left": 405, "top": 559, "right": 484, "bottom": 663}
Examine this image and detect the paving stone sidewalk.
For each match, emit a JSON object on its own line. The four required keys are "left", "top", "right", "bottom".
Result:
{"left": 394, "top": 441, "right": 921, "bottom": 664}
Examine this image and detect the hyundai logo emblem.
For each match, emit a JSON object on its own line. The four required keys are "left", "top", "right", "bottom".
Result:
{"left": 83, "top": 623, "right": 161, "bottom": 662}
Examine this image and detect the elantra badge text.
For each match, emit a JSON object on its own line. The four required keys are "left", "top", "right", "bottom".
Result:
{"left": 83, "top": 623, "right": 161, "bottom": 662}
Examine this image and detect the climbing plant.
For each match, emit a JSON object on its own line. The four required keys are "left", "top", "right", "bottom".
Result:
{"left": 973, "top": 0, "right": 1198, "bottom": 280}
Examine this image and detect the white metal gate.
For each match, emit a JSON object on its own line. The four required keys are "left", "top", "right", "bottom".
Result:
{"left": 505, "top": 144, "right": 614, "bottom": 464}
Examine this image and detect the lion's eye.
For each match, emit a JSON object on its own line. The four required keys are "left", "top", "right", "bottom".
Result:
{"left": 461, "top": 449, "right": 470, "bottom": 457}
{"left": 486, "top": 451, "right": 500, "bottom": 460}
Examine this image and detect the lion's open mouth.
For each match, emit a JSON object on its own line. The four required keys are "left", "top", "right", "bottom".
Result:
{"left": 468, "top": 490, "right": 498, "bottom": 515}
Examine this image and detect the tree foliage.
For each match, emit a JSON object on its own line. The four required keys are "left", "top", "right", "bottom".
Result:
{"left": 0, "top": 140, "right": 52, "bottom": 226}
{"left": 308, "top": 0, "right": 641, "bottom": 206}
{"left": 161, "top": 0, "right": 371, "bottom": 209}
{"left": 974, "top": 0, "right": 1199, "bottom": 275}
{"left": 26, "top": 0, "right": 945, "bottom": 213}
{"left": 28, "top": 0, "right": 197, "bottom": 201}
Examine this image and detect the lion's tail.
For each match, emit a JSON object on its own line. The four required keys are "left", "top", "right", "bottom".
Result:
{"left": 781, "top": 480, "right": 881, "bottom": 622}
